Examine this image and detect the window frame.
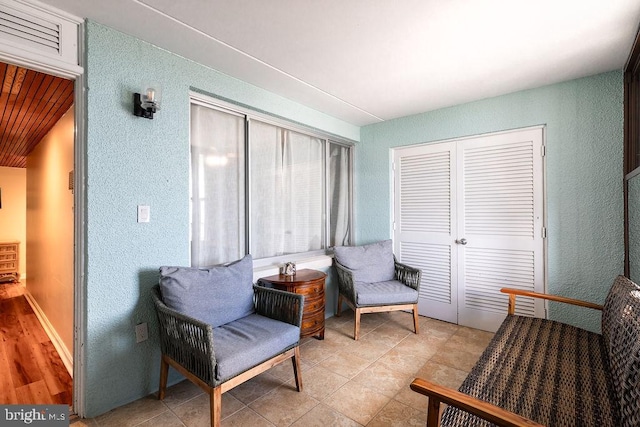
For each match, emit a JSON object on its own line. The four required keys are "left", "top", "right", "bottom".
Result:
{"left": 189, "top": 92, "right": 355, "bottom": 268}
{"left": 624, "top": 23, "right": 640, "bottom": 277}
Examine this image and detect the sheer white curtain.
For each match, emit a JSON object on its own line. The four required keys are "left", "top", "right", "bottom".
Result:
{"left": 190, "top": 104, "right": 245, "bottom": 266}
{"left": 190, "top": 101, "right": 351, "bottom": 263}
{"left": 250, "top": 120, "right": 324, "bottom": 258}
{"left": 329, "top": 142, "right": 351, "bottom": 247}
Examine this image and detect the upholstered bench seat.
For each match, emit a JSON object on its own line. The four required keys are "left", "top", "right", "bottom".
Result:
{"left": 212, "top": 313, "right": 300, "bottom": 382}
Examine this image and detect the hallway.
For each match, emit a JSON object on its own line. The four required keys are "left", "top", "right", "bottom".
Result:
{"left": 0, "top": 281, "right": 72, "bottom": 405}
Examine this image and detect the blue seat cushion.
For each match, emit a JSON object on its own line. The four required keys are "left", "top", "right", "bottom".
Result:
{"left": 212, "top": 313, "right": 300, "bottom": 382}
{"left": 159, "top": 255, "right": 254, "bottom": 328}
{"left": 334, "top": 239, "right": 396, "bottom": 283}
{"left": 356, "top": 280, "right": 419, "bottom": 306}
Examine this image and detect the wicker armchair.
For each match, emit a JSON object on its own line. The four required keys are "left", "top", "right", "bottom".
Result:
{"left": 334, "top": 240, "right": 422, "bottom": 340}
{"left": 152, "top": 258, "right": 304, "bottom": 427}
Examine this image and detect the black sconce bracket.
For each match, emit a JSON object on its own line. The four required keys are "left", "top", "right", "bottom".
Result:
{"left": 133, "top": 93, "right": 156, "bottom": 119}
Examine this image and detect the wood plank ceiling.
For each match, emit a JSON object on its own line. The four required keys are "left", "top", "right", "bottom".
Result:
{"left": 0, "top": 63, "right": 74, "bottom": 168}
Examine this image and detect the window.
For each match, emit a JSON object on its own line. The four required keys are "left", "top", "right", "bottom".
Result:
{"left": 190, "top": 97, "right": 353, "bottom": 266}
{"left": 625, "top": 39, "right": 640, "bottom": 175}
{"left": 624, "top": 25, "right": 640, "bottom": 277}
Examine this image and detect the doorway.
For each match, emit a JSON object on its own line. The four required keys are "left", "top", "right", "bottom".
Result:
{"left": 393, "top": 127, "right": 546, "bottom": 332}
{"left": 0, "top": 62, "right": 74, "bottom": 404}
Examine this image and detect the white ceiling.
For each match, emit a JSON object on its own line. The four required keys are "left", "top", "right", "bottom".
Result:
{"left": 40, "top": 0, "right": 640, "bottom": 126}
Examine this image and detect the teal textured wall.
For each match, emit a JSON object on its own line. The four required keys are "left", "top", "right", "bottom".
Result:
{"left": 83, "top": 19, "right": 623, "bottom": 417}
{"left": 359, "top": 71, "right": 623, "bottom": 334}
{"left": 84, "top": 22, "right": 359, "bottom": 417}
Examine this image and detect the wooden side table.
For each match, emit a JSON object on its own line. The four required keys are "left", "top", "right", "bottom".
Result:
{"left": 258, "top": 269, "right": 326, "bottom": 340}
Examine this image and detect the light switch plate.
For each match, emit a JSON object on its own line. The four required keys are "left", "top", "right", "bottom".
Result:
{"left": 137, "top": 205, "right": 150, "bottom": 223}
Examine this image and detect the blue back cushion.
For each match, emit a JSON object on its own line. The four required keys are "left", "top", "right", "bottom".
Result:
{"left": 334, "top": 240, "right": 395, "bottom": 283}
{"left": 159, "top": 254, "right": 254, "bottom": 327}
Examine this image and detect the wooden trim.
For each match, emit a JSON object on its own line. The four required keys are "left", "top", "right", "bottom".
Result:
{"left": 161, "top": 346, "right": 298, "bottom": 396}
{"left": 410, "top": 378, "right": 544, "bottom": 427}
{"left": 210, "top": 387, "right": 221, "bottom": 427}
{"left": 335, "top": 293, "right": 344, "bottom": 316}
{"left": 339, "top": 296, "right": 418, "bottom": 340}
{"left": 625, "top": 178, "right": 630, "bottom": 277}
{"left": 162, "top": 354, "right": 212, "bottom": 394}
{"left": 161, "top": 347, "right": 299, "bottom": 427}
{"left": 220, "top": 347, "right": 297, "bottom": 393}
{"left": 625, "top": 24, "right": 640, "bottom": 174}
{"left": 624, "top": 22, "right": 640, "bottom": 276}
{"left": 162, "top": 346, "right": 298, "bottom": 395}
{"left": 357, "top": 303, "right": 417, "bottom": 314}
{"left": 158, "top": 357, "right": 168, "bottom": 400}
{"left": 507, "top": 293, "right": 517, "bottom": 316}
{"left": 500, "top": 288, "right": 603, "bottom": 311}
{"left": 292, "top": 346, "right": 303, "bottom": 391}
{"left": 624, "top": 21, "right": 640, "bottom": 74}
{"left": 427, "top": 394, "right": 442, "bottom": 427}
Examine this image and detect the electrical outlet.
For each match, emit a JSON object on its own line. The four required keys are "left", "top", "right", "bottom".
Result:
{"left": 135, "top": 323, "right": 148, "bottom": 343}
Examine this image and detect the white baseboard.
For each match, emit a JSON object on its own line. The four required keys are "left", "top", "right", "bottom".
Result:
{"left": 23, "top": 291, "right": 73, "bottom": 377}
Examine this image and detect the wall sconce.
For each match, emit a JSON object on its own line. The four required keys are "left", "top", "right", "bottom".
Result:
{"left": 133, "top": 87, "right": 160, "bottom": 119}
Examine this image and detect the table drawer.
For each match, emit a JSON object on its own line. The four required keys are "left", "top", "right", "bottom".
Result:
{"left": 294, "top": 280, "right": 324, "bottom": 296}
{"left": 304, "top": 296, "right": 325, "bottom": 312}
{"left": 257, "top": 269, "right": 326, "bottom": 340}
{"left": 0, "top": 244, "right": 17, "bottom": 253}
{"left": 301, "top": 311, "right": 324, "bottom": 332}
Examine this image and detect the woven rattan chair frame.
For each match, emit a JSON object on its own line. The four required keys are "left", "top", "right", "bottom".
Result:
{"left": 152, "top": 285, "right": 304, "bottom": 427}
{"left": 334, "top": 256, "right": 422, "bottom": 340}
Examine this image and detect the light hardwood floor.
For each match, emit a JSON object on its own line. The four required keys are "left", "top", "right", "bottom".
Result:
{"left": 0, "top": 281, "right": 72, "bottom": 405}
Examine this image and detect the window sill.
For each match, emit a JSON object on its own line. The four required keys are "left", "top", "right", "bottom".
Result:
{"left": 252, "top": 254, "right": 333, "bottom": 281}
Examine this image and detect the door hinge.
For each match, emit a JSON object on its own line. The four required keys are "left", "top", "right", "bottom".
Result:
{"left": 393, "top": 221, "right": 396, "bottom": 231}
{"left": 541, "top": 145, "right": 546, "bottom": 157}
{"left": 392, "top": 161, "right": 396, "bottom": 171}
{"left": 541, "top": 227, "right": 547, "bottom": 238}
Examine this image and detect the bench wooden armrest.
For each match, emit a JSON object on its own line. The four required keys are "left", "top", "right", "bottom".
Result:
{"left": 410, "top": 378, "right": 544, "bottom": 427}
{"left": 500, "top": 288, "right": 603, "bottom": 315}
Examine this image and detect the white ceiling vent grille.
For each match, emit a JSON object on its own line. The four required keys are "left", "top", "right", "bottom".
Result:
{"left": 0, "top": 0, "right": 81, "bottom": 76}
{"left": 0, "top": 6, "right": 60, "bottom": 55}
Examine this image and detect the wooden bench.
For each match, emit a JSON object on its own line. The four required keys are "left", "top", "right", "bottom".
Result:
{"left": 411, "top": 275, "right": 640, "bottom": 427}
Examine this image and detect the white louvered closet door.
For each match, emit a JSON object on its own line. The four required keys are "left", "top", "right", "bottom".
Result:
{"left": 393, "top": 142, "right": 458, "bottom": 323}
{"left": 394, "top": 127, "right": 545, "bottom": 332}
{"left": 456, "top": 128, "right": 544, "bottom": 331}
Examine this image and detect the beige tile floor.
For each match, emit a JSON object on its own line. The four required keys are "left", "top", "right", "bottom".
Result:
{"left": 71, "top": 310, "right": 494, "bottom": 427}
